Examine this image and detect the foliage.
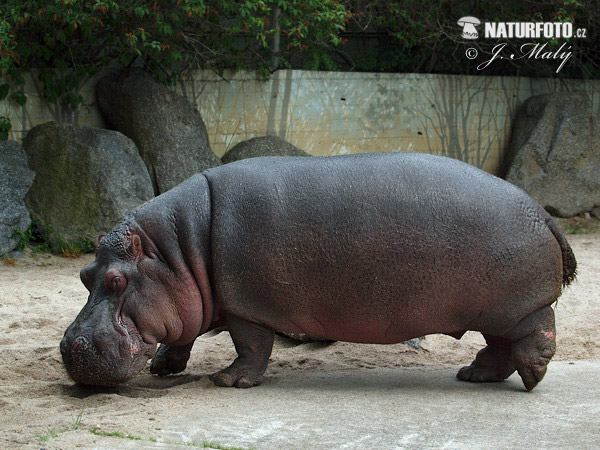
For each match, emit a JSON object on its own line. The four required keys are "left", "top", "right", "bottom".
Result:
{"left": 36, "top": 429, "right": 59, "bottom": 442}
{"left": 0, "top": 1, "right": 597, "bottom": 138}
{"left": 73, "top": 412, "right": 83, "bottom": 431}
{"left": 0, "top": 1, "right": 349, "bottom": 111}
{"left": 13, "top": 219, "right": 93, "bottom": 256}
{"left": 14, "top": 221, "right": 50, "bottom": 254}
{"left": 58, "top": 236, "right": 95, "bottom": 258}
{"left": 90, "top": 428, "right": 143, "bottom": 441}
{"left": 0, "top": 115, "right": 10, "bottom": 140}
{"left": 555, "top": 215, "right": 600, "bottom": 235}
{"left": 1, "top": 1, "right": 596, "bottom": 107}
{"left": 14, "top": 225, "right": 33, "bottom": 251}
{"left": 89, "top": 428, "right": 244, "bottom": 448}
{"left": 1, "top": 1, "right": 598, "bottom": 83}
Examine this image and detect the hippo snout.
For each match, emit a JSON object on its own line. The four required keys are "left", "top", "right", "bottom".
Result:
{"left": 61, "top": 318, "right": 156, "bottom": 386}
{"left": 61, "top": 331, "right": 154, "bottom": 386}
{"left": 61, "top": 333, "right": 116, "bottom": 386}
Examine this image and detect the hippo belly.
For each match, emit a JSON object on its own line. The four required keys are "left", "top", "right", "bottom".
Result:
{"left": 206, "top": 153, "right": 562, "bottom": 344}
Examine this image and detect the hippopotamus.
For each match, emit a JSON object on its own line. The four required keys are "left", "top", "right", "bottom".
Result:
{"left": 60, "top": 153, "right": 576, "bottom": 391}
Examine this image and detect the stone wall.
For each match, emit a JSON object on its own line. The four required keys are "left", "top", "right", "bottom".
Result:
{"left": 3, "top": 70, "right": 599, "bottom": 174}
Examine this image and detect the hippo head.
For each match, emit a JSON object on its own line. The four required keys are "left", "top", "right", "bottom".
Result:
{"left": 60, "top": 219, "right": 208, "bottom": 386}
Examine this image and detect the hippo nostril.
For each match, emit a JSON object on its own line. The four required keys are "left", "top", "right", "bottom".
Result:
{"left": 70, "top": 336, "right": 89, "bottom": 354}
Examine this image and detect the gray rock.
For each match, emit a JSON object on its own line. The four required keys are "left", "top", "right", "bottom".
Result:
{"left": 505, "top": 92, "right": 600, "bottom": 217}
{"left": 23, "top": 122, "right": 154, "bottom": 251}
{"left": 96, "top": 69, "right": 221, "bottom": 194}
{"left": 404, "top": 337, "right": 424, "bottom": 349}
{"left": 0, "top": 141, "right": 35, "bottom": 255}
{"left": 591, "top": 206, "right": 600, "bottom": 219}
{"left": 278, "top": 332, "right": 335, "bottom": 344}
{"left": 222, "top": 136, "right": 310, "bottom": 164}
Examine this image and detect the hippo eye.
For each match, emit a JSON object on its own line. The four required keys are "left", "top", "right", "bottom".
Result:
{"left": 104, "top": 269, "right": 127, "bottom": 295}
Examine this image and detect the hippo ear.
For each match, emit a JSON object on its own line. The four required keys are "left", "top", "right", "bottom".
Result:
{"left": 96, "top": 234, "right": 106, "bottom": 246}
{"left": 127, "top": 234, "right": 144, "bottom": 259}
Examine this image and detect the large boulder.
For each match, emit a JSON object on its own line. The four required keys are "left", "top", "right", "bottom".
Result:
{"left": 221, "top": 136, "right": 310, "bottom": 164}
{"left": 505, "top": 92, "right": 600, "bottom": 217}
{"left": 0, "top": 141, "right": 35, "bottom": 256}
{"left": 23, "top": 122, "right": 154, "bottom": 252}
{"left": 96, "top": 69, "right": 221, "bottom": 194}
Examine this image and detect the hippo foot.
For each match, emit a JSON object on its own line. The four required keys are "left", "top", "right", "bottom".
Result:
{"left": 509, "top": 306, "right": 556, "bottom": 392}
{"left": 460, "top": 306, "right": 556, "bottom": 391}
{"left": 150, "top": 342, "right": 194, "bottom": 376}
{"left": 211, "top": 314, "right": 275, "bottom": 388}
{"left": 457, "top": 363, "right": 512, "bottom": 383}
{"left": 210, "top": 359, "right": 265, "bottom": 388}
{"left": 457, "top": 335, "right": 515, "bottom": 383}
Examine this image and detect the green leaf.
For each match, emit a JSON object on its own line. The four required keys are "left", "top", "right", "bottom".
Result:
{"left": 56, "top": 30, "right": 67, "bottom": 43}
{"left": 65, "top": 92, "right": 83, "bottom": 109}
{"left": 56, "top": 59, "right": 68, "bottom": 71}
{"left": 0, "top": 83, "right": 9, "bottom": 101}
{"left": 9, "top": 90, "right": 27, "bottom": 106}
{"left": 0, "top": 116, "right": 11, "bottom": 141}
{"left": 135, "top": 6, "right": 146, "bottom": 18}
{"left": 159, "top": 22, "right": 173, "bottom": 36}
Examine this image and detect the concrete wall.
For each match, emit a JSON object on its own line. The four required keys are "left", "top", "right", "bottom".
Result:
{"left": 3, "top": 70, "right": 599, "bottom": 174}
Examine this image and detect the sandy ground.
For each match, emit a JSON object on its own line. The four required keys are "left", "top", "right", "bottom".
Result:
{"left": 0, "top": 233, "right": 598, "bottom": 449}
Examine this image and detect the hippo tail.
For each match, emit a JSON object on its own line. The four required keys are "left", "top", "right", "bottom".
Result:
{"left": 545, "top": 217, "right": 577, "bottom": 287}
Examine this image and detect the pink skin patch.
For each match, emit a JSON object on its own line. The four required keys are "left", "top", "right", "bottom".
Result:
{"left": 130, "top": 345, "right": 139, "bottom": 356}
{"left": 542, "top": 331, "right": 555, "bottom": 339}
{"left": 72, "top": 342, "right": 80, "bottom": 352}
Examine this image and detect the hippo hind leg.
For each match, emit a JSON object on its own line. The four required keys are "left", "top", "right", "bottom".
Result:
{"left": 457, "top": 335, "right": 515, "bottom": 383}
{"left": 210, "top": 314, "right": 274, "bottom": 388}
{"left": 150, "top": 341, "right": 195, "bottom": 376}
{"left": 457, "top": 305, "right": 556, "bottom": 391}
{"left": 505, "top": 305, "right": 556, "bottom": 391}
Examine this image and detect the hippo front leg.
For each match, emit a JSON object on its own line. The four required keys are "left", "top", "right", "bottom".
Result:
{"left": 150, "top": 341, "right": 195, "bottom": 376}
{"left": 210, "top": 314, "right": 274, "bottom": 388}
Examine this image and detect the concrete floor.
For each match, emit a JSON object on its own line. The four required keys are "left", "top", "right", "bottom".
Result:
{"left": 68, "top": 361, "right": 600, "bottom": 449}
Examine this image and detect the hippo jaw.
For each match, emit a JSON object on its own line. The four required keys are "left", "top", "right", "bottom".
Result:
{"left": 60, "top": 295, "right": 157, "bottom": 386}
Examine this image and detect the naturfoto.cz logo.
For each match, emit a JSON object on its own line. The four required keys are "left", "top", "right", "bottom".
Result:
{"left": 457, "top": 16, "right": 588, "bottom": 40}
{"left": 458, "top": 16, "right": 587, "bottom": 73}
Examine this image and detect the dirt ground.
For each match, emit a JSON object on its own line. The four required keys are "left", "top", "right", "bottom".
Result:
{"left": 0, "top": 232, "right": 598, "bottom": 449}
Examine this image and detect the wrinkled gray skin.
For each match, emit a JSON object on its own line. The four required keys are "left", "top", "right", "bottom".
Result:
{"left": 61, "top": 153, "right": 576, "bottom": 390}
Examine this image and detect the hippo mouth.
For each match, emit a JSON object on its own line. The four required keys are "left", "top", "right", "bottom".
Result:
{"left": 61, "top": 313, "right": 157, "bottom": 386}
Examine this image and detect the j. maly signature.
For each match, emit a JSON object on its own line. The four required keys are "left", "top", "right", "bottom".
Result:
{"left": 477, "top": 42, "right": 572, "bottom": 73}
